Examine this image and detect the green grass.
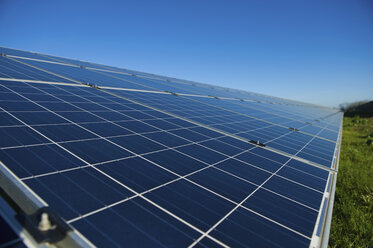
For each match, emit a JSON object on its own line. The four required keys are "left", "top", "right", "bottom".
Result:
{"left": 329, "top": 116, "right": 373, "bottom": 248}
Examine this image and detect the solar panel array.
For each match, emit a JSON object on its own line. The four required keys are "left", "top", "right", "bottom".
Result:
{"left": 0, "top": 47, "right": 343, "bottom": 248}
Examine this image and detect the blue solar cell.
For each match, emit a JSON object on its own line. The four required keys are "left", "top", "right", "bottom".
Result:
{"left": 143, "top": 119, "right": 181, "bottom": 130}
{"left": 64, "top": 167, "right": 133, "bottom": 200}
{"left": 277, "top": 166, "right": 327, "bottom": 192}
{"left": 0, "top": 92, "right": 25, "bottom": 102}
{"left": 216, "top": 136, "right": 255, "bottom": 150}
{"left": 208, "top": 207, "right": 310, "bottom": 248}
{"left": 98, "top": 157, "right": 176, "bottom": 192}
{"left": 267, "top": 142, "right": 299, "bottom": 155}
{"left": 286, "top": 159, "right": 329, "bottom": 180}
{"left": 21, "top": 93, "right": 65, "bottom": 103}
{"left": 176, "top": 144, "right": 228, "bottom": 164}
{"left": 0, "top": 100, "right": 45, "bottom": 111}
{"left": 72, "top": 197, "right": 201, "bottom": 247}
{"left": 169, "top": 129, "right": 211, "bottom": 142}
{"left": 306, "top": 144, "right": 334, "bottom": 159}
{"left": 146, "top": 180, "right": 234, "bottom": 231}
{"left": 251, "top": 147, "right": 289, "bottom": 164}
{"left": 80, "top": 122, "right": 132, "bottom": 137}
{"left": 297, "top": 151, "right": 332, "bottom": 168}
{"left": 243, "top": 189, "right": 318, "bottom": 237}
{"left": 235, "top": 151, "right": 282, "bottom": 172}
{"left": 109, "top": 135, "right": 167, "bottom": 154}
{"left": 274, "top": 133, "right": 311, "bottom": 148}
{"left": 143, "top": 131, "right": 190, "bottom": 147}
{"left": 36, "top": 102, "right": 82, "bottom": 111}
{"left": 99, "top": 102, "right": 133, "bottom": 111}
{"left": 11, "top": 111, "right": 68, "bottom": 125}
{"left": 239, "top": 130, "right": 273, "bottom": 143}
{"left": 0, "top": 126, "right": 49, "bottom": 148}
{"left": 55, "top": 111, "right": 104, "bottom": 123}
{"left": 199, "top": 140, "right": 243, "bottom": 156}
{"left": 89, "top": 111, "right": 132, "bottom": 121}
{"left": 209, "top": 124, "right": 238, "bottom": 133}
{"left": 24, "top": 169, "right": 130, "bottom": 220}
{"left": 264, "top": 176, "right": 323, "bottom": 210}
{"left": 301, "top": 148, "right": 333, "bottom": 163}
{"left": 72, "top": 102, "right": 111, "bottom": 111}
{"left": 33, "top": 124, "right": 95, "bottom": 142}
{"left": 143, "top": 150, "right": 206, "bottom": 175}
{"left": 71, "top": 218, "right": 120, "bottom": 247}
{"left": 115, "top": 120, "right": 158, "bottom": 133}
{"left": 216, "top": 159, "right": 271, "bottom": 185}
{"left": 310, "top": 138, "right": 336, "bottom": 151}
{"left": 0, "top": 144, "right": 85, "bottom": 178}
{"left": 60, "top": 139, "right": 132, "bottom": 164}
{"left": 187, "top": 167, "right": 257, "bottom": 203}
{"left": 24, "top": 167, "right": 134, "bottom": 220}
{"left": 4, "top": 85, "right": 47, "bottom": 94}
{"left": 120, "top": 110, "right": 155, "bottom": 120}
{"left": 87, "top": 198, "right": 198, "bottom": 247}
{"left": 189, "top": 127, "right": 222, "bottom": 138}
{"left": 0, "top": 111, "right": 22, "bottom": 126}
{"left": 300, "top": 125, "right": 323, "bottom": 135}
{"left": 141, "top": 110, "right": 171, "bottom": 119}
{"left": 52, "top": 93, "right": 90, "bottom": 103}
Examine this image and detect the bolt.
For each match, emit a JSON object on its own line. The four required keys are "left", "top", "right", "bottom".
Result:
{"left": 38, "top": 213, "right": 52, "bottom": 231}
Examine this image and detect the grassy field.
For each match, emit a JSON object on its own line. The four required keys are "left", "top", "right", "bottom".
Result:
{"left": 329, "top": 115, "right": 373, "bottom": 248}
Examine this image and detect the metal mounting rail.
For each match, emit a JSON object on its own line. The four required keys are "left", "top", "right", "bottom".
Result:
{"left": 0, "top": 161, "right": 95, "bottom": 248}
{"left": 319, "top": 116, "right": 343, "bottom": 248}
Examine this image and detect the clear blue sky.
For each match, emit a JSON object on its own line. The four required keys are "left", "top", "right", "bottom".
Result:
{"left": 1, "top": 0, "right": 372, "bottom": 107}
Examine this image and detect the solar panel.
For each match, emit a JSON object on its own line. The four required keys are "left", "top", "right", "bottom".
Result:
{"left": 0, "top": 47, "right": 343, "bottom": 248}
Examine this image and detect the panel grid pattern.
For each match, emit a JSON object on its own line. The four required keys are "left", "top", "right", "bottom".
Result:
{"left": 0, "top": 47, "right": 342, "bottom": 248}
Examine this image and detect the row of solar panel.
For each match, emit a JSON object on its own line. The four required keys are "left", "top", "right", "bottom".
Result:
{"left": 0, "top": 47, "right": 342, "bottom": 130}
{"left": 0, "top": 53, "right": 342, "bottom": 168}
{"left": 0, "top": 79, "right": 332, "bottom": 247}
{"left": 0, "top": 54, "right": 336, "bottom": 133}
{"left": 0, "top": 47, "right": 342, "bottom": 247}
{"left": 0, "top": 46, "right": 321, "bottom": 109}
{"left": 0, "top": 78, "right": 337, "bottom": 169}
